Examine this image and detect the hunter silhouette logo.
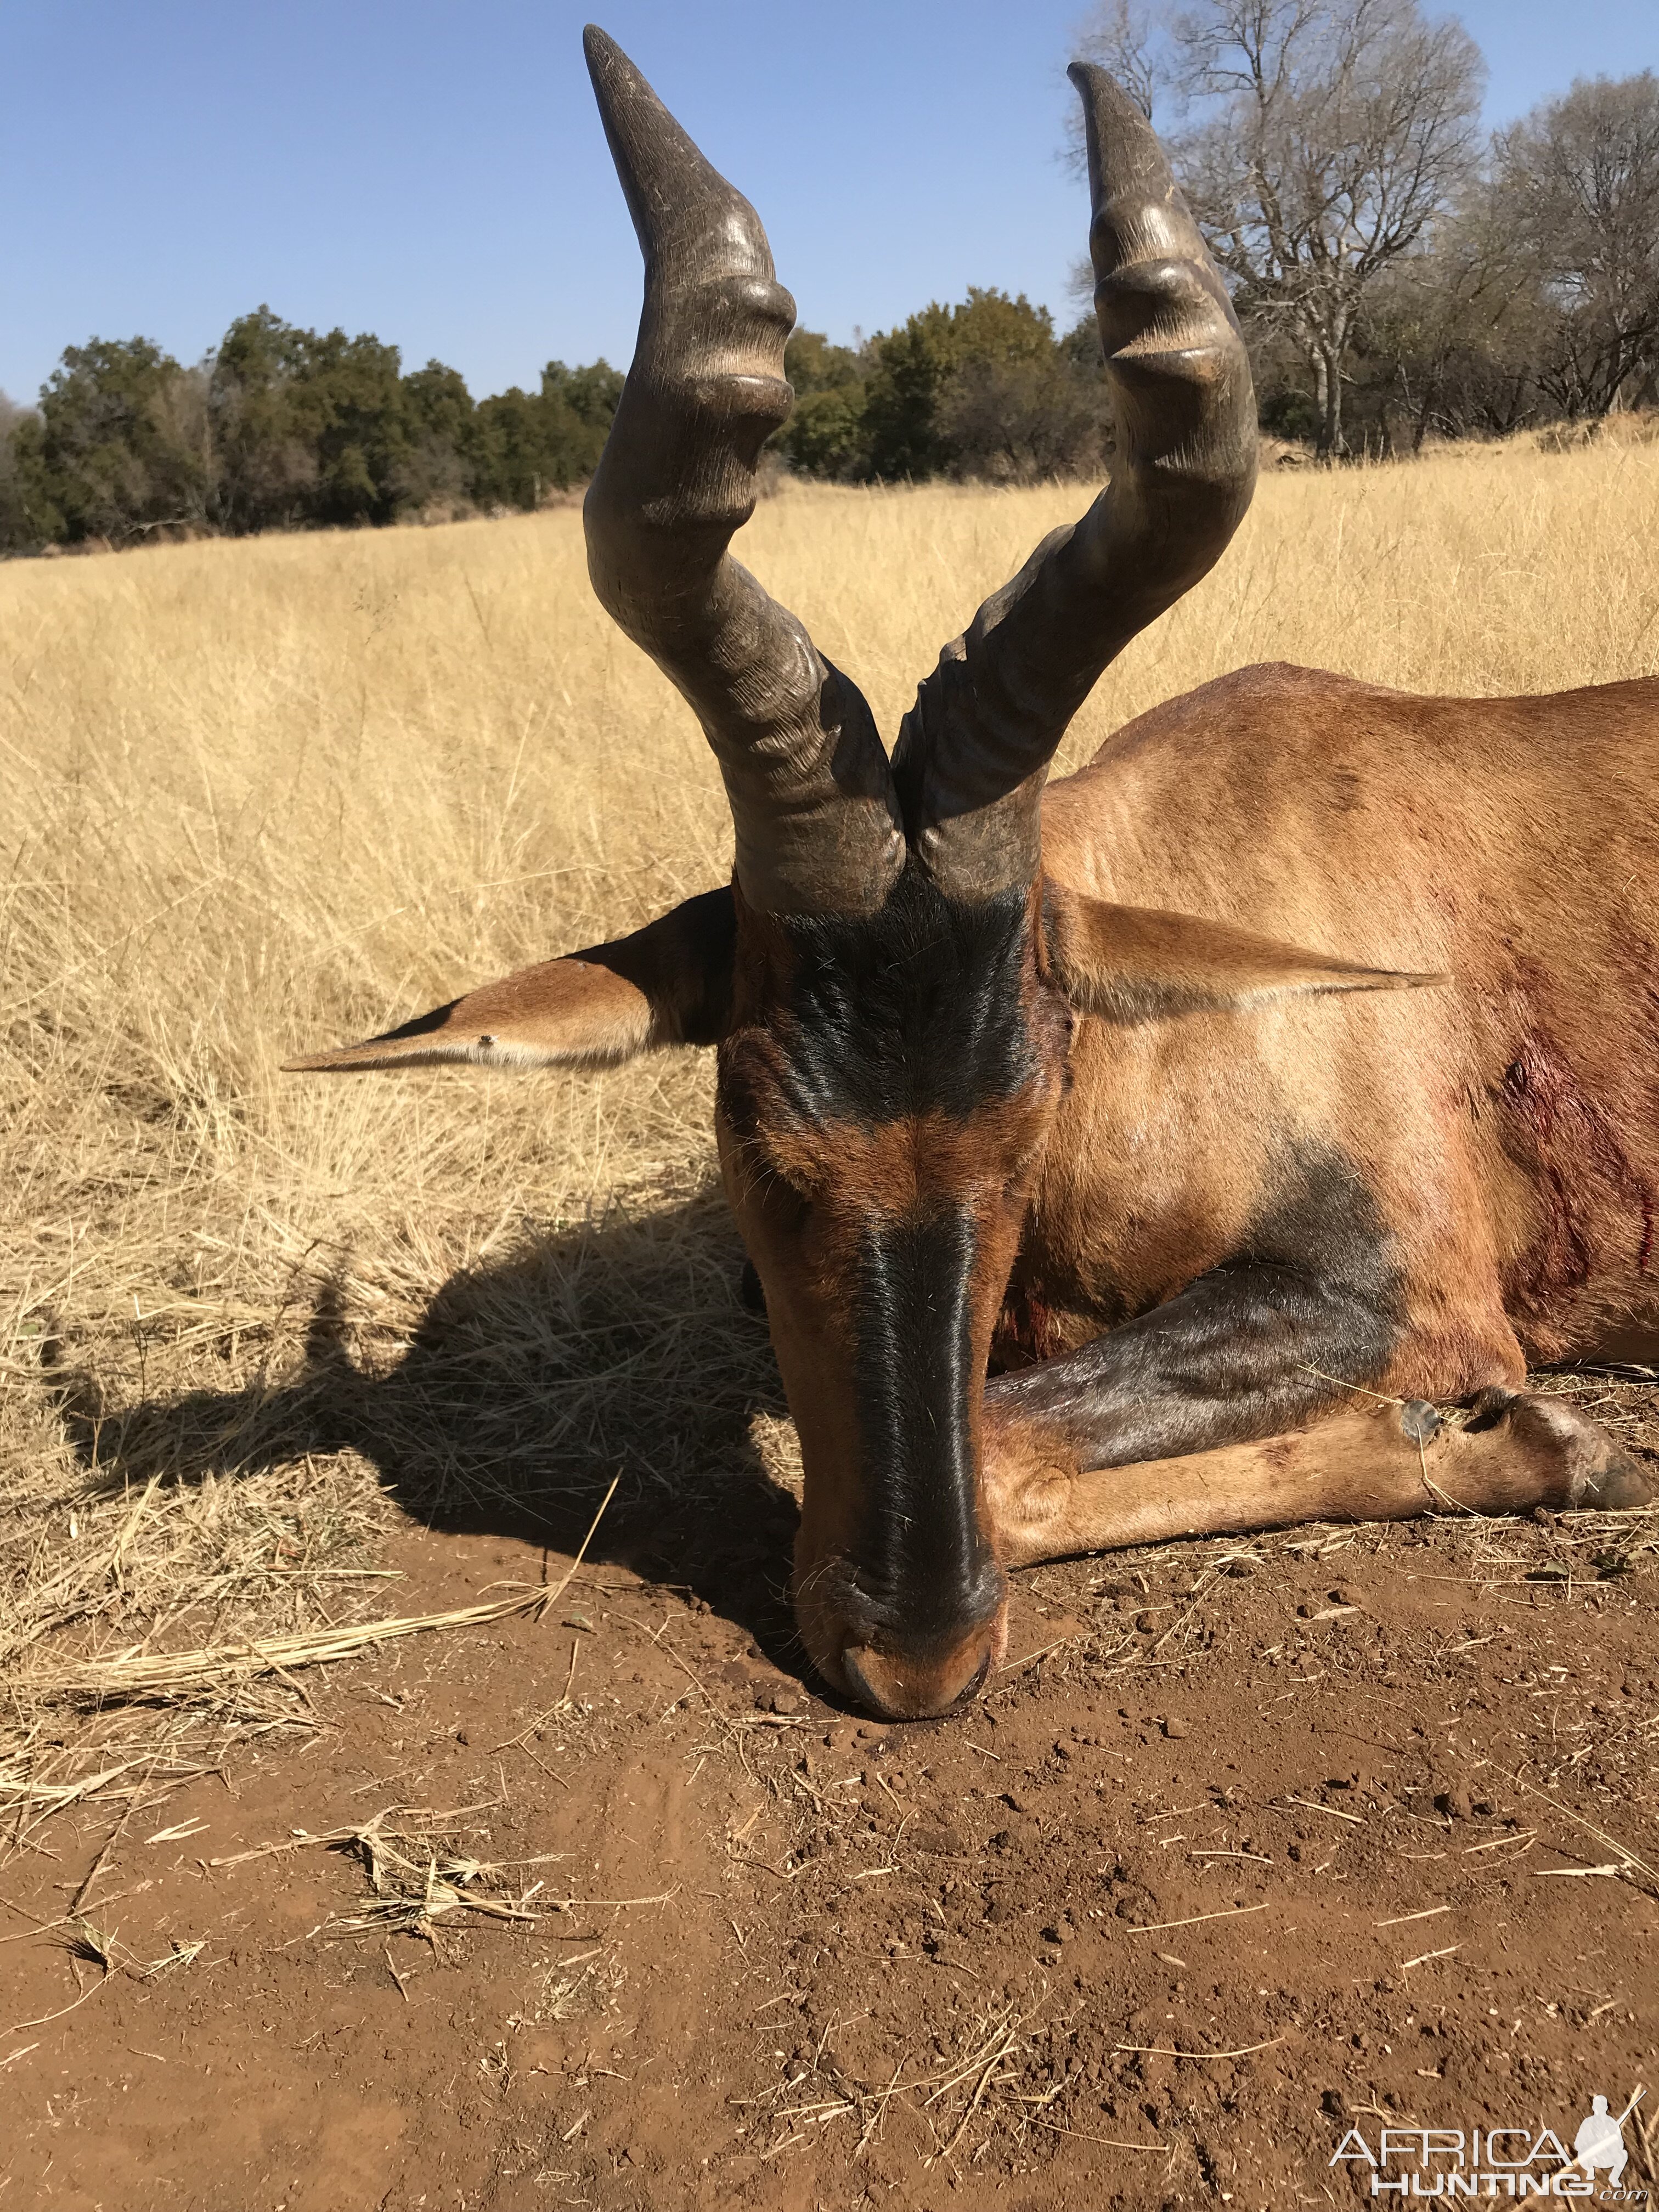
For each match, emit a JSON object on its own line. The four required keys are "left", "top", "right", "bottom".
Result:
{"left": 1575, "top": 2099, "right": 1628, "bottom": 2190}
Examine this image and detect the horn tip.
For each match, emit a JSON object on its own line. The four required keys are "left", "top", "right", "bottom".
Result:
{"left": 1068, "top": 59, "right": 1141, "bottom": 116}
{"left": 583, "top": 23, "right": 631, "bottom": 90}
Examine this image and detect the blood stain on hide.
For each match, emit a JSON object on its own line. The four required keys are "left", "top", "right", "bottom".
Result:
{"left": 1498, "top": 1026, "right": 1656, "bottom": 1308}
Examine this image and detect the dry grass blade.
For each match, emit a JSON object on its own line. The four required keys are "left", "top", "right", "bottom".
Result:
{"left": 31, "top": 1475, "right": 618, "bottom": 1711}
{"left": 35, "top": 1586, "right": 561, "bottom": 1705}
{"left": 765, "top": 1994, "right": 1049, "bottom": 2166}
{"left": 1280, "top": 1794, "right": 1364, "bottom": 1825}
{"left": 1030, "top": 2119, "right": 1170, "bottom": 2151}
{"left": 1114, "top": 2036, "right": 1285, "bottom": 2061}
{"left": 1125, "top": 1903, "right": 1269, "bottom": 1935}
{"left": 0, "top": 1756, "right": 212, "bottom": 1818}
{"left": 933, "top": 2035, "right": 1012, "bottom": 2164}
{"left": 209, "top": 1796, "right": 677, "bottom": 1942}
{"left": 1503, "top": 1769, "right": 1659, "bottom": 1894}
{"left": 62, "top": 1919, "right": 116, "bottom": 1974}
{"left": 216, "top": 1805, "right": 568, "bottom": 1938}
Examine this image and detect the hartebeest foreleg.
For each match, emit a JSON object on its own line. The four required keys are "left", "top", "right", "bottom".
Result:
{"left": 986, "top": 1235, "right": 1413, "bottom": 1479}
{"left": 984, "top": 1388, "right": 1651, "bottom": 1567}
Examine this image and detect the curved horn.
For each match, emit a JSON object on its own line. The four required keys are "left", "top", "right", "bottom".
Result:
{"left": 891, "top": 64, "right": 1258, "bottom": 902}
{"left": 583, "top": 26, "right": 904, "bottom": 916}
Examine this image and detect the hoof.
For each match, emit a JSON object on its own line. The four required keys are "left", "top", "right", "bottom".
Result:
{"left": 1468, "top": 1389, "right": 1653, "bottom": 1511}
{"left": 1573, "top": 1443, "right": 1653, "bottom": 1511}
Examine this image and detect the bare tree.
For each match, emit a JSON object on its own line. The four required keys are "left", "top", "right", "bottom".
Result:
{"left": 1081, "top": 0, "right": 1486, "bottom": 455}
{"left": 1494, "top": 73, "right": 1659, "bottom": 419}
{"left": 1078, "top": 0, "right": 1160, "bottom": 120}
{"left": 1355, "top": 185, "right": 1545, "bottom": 449}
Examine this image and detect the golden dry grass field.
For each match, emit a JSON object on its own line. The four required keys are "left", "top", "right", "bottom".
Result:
{"left": 4, "top": 443, "right": 1659, "bottom": 2211}
{"left": 4, "top": 440, "right": 1659, "bottom": 1786}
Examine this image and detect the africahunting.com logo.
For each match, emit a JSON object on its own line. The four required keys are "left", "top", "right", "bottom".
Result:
{"left": 1331, "top": 2094, "right": 1648, "bottom": 2198}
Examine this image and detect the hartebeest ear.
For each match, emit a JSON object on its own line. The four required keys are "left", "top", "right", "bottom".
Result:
{"left": 1046, "top": 888, "right": 1445, "bottom": 1024}
{"left": 284, "top": 887, "right": 735, "bottom": 1074}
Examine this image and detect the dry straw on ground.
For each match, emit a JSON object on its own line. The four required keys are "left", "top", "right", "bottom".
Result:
{"left": 4, "top": 441, "right": 1658, "bottom": 1832}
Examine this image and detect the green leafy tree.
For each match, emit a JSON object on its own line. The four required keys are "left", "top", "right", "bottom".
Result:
{"left": 208, "top": 309, "right": 321, "bottom": 533}
{"left": 292, "top": 326, "right": 409, "bottom": 526}
{"left": 473, "top": 359, "right": 622, "bottom": 509}
{"left": 937, "top": 294, "right": 1107, "bottom": 481}
{"left": 860, "top": 302, "right": 957, "bottom": 479}
{"left": 857, "top": 290, "right": 1105, "bottom": 482}
{"left": 210, "top": 309, "right": 414, "bottom": 531}
{"left": 26, "top": 337, "right": 210, "bottom": 542}
{"left": 776, "top": 332, "right": 868, "bottom": 477}
{"left": 472, "top": 386, "right": 550, "bottom": 508}
{"left": 396, "top": 360, "right": 479, "bottom": 512}
{"left": 0, "top": 394, "right": 55, "bottom": 548}
{"left": 544, "top": 358, "right": 624, "bottom": 436}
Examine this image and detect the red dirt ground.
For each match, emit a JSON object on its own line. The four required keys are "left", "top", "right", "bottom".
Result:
{"left": 4, "top": 1379, "right": 1657, "bottom": 2212}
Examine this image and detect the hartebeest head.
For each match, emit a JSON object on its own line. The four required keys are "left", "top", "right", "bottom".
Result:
{"left": 291, "top": 30, "right": 1422, "bottom": 1716}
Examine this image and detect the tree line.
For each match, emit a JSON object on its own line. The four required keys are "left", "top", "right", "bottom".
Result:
{"left": 0, "top": 309, "right": 623, "bottom": 552}
{"left": 3, "top": 0, "right": 1657, "bottom": 555}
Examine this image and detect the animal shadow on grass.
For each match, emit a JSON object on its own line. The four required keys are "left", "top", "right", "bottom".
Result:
{"left": 40, "top": 1190, "right": 812, "bottom": 1677}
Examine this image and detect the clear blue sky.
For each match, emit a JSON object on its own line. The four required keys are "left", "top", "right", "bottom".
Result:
{"left": 3, "top": 1, "right": 1655, "bottom": 408}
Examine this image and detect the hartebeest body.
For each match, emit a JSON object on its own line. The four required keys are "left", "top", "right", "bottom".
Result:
{"left": 290, "top": 30, "right": 1656, "bottom": 1718}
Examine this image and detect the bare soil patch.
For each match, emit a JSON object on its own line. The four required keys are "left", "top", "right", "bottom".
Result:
{"left": 5, "top": 1373, "right": 1655, "bottom": 2211}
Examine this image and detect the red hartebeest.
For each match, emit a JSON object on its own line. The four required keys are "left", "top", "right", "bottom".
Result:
{"left": 289, "top": 30, "right": 1656, "bottom": 1719}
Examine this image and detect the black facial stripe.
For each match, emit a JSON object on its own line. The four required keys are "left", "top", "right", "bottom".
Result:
{"left": 771, "top": 864, "right": 1037, "bottom": 1126}
{"left": 715, "top": 862, "right": 1053, "bottom": 1654}
{"left": 849, "top": 1204, "right": 1000, "bottom": 1643}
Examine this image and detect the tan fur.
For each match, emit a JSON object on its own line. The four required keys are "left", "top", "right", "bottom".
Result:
{"left": 1048, "top": 893, "right": 1442, "bottom": 1019}
{"left": 988, "top": 1391, "right": 1649, "bottom": 1564}
{"left": 716, "top": 1086, "right": 1045, "bottom": 1700}
{"left": 1035, "top": 664, "right": 1659, "bottom": 1373}
{"left": 283, "top": 956, "right": 656, "bottom": 1073}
